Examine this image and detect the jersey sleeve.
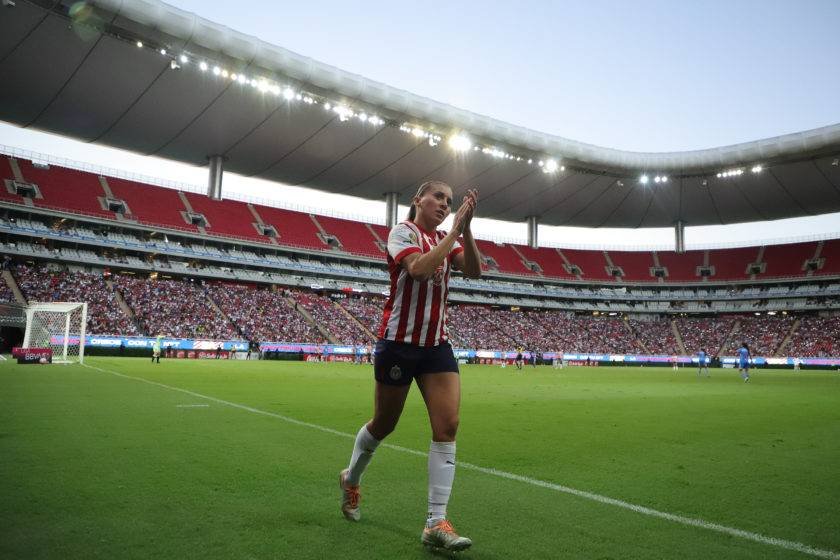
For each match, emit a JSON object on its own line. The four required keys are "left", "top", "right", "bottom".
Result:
{"left": 388, "top": 223, "right": 421, "bottom": 264}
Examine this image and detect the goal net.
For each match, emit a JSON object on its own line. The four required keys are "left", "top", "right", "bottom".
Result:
{"left": 22, "top": 302, "right": 88, "bottom": 364}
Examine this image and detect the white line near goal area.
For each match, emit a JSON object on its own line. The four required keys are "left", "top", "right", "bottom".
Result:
{"left": 82, "top": 363, "right": 840, "bottom": 560}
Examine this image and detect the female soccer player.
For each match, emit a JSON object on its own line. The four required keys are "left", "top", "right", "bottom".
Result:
{"left": 339, "top": 181, "right": 481, "bottom": 551}
{"left": 738, "top": 342, "right": 751, "bottom": 382}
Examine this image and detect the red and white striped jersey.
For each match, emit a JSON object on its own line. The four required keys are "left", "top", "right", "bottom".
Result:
{"left": 378, "top": 221, "right": 463, "bottom": 347}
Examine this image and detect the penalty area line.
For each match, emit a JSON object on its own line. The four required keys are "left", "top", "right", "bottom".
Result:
{"left": 82, "top": 363, "right": 840, "bottom": 560}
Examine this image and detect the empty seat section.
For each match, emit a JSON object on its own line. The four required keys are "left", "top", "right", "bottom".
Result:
{"left": 708, "top": 247, "right": 760, "bottom": 280}
{"left": 369, "top": 224, "right": 391, "bottom": 244}
{"left": 184, "top": 193, "right": 265, "bottom": 242}
{"left": 561, "top": 249, "right": 611, "bottom": 281}
{"left": 315, "top": 215, "right": 383, "bottom": 257}
{"left": 256, "top": 205, "right": 324, "bottom": 250}
{"left": 816, "top": 239, "right": 840, "bottom": 276}
{"left": 18, "top": 160, "right": 111, "bottom": 217}
{"left": 761, "top": 242, "right": 816, "bottom": 278}
{"left": 0, "top": 157, "right": 24, "bottom": 203}
{"left": 607, "top": 251, "right": 655, "bottom": 282}
{"left": 657, "top": 250, "right": 705, "bottom": 282}
{"left": 106, "top": 178, "right": 196, "bottom": 231}
{"left": 515, "top": 245, "right": 576, "bottom": 279}
{"left": 475, "top": 240, "right": 533, "bottom": 275}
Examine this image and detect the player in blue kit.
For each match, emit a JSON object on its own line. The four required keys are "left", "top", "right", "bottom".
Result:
{"left": 697, "top": 349, "right": 709, "bottom": 377}
{"left": 737, "top": 342, "right": 751, "bottom": 382}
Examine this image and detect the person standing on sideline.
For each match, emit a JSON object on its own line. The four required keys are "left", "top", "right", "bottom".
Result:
{"left": 738, "top": 342, "right": 751, "bottom": 382}
{"left": 697, "top": 349, "right": 710, "bottom": 377}
{"left": 151, "top": 334, "right": 163, "bottom": 364}
{"left": 338, "top": 181, "right": 481, "bottom": 552}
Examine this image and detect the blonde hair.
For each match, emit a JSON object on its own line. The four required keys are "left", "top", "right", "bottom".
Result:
{"left": 407, "top": 181, "right": 451, "bottom": 221}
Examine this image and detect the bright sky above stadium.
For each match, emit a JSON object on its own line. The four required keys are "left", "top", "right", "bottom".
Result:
{"left": 2, "top": 0, "right": 839, "bottom": 248}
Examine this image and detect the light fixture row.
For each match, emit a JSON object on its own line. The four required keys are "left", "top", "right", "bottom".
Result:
{"left": 134, "top": 39, "right": 567, "bottom": 174}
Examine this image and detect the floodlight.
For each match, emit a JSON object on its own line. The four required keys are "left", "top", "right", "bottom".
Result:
{"left": 448, "top": 134, "right": 472, "bottom": 152}
{"left": 544, "top": 159, "right": 559, "bottom": 173}
{"left": 180, "top": 54, "right": 188, "bottom": 64}
{"left": 199, "top": 61, "right": 208, "bottom": 71}
{"left": 136, "top": 41, "right": 143, "bottom": 48}
{"left": 283, "top": 88, "right": 295, "bottom": 100}
{"left": 640, "top": 174, "right": 649, "bottom": 184}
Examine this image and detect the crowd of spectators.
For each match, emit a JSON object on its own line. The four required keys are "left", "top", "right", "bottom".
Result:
{"left": 676, "top": 317, "right": 735, "bottom": 356}
{"left": 12, "top": 263, "right": 138, "bottom": 335}
{"left": 784, "top": 315, "right": 840, "bottom": 358}
{"left": 4, "top": 262, "right": 840, "bottom": 357}
{"left": 204, "top": 283, "right": 327, "bottom": 344}
{"left": 0, "top": 281, "right": 14, "bottom": 303}
{"left": 628, "top": 318, "right": 678, "bottom": 354}
{"left": 336, "top": 296, "right": 383, "bottom": 337}
{"left": 721, "top": 315, "right": 795, "bottom": 356}
{"left": 447, "top": 305, "right": 516, "bottom": 349}
{"left": 112, "top": 275, "right": 237, "bottom": 339}
{"left": 291, "top": 292, "right": 372, "bottom": 346}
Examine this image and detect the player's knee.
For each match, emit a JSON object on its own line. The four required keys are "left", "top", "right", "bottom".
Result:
{"left": 368, "top": 417, "right": 398, "bottom": 440}
{"left": 433, "top": 416, "right": 459, "bottom": 441}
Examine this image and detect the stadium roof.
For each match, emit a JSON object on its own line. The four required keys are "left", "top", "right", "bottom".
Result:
{"left": 2, "top": 0, "right": 840, "bottom": 228}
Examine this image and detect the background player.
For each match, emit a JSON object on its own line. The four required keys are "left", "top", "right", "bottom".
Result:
{"left": 738, "top": 342, "right": 751, "bottom": 382}
{"left": 697, "top": 349, "right": 710, "bottom": 377}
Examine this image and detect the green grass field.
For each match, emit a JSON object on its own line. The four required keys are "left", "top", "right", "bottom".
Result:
{"left": 1, "top": 358, "right": 839, "bottom": 559}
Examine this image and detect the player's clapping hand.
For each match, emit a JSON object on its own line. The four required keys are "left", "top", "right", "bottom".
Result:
{"left": 453, "top": 188, "right": 478, "bottom": 234}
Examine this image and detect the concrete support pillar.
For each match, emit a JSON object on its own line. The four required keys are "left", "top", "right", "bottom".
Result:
{"left": 207, "top": 155, "right": 224, "bottom": 200}
{"left": 674, "top": 220, "right": 686, "bottom": 253}
{"left": 527, "top": 215, "right": 539, "bottom": 249}
{"left": 385, "top": 192, "right": 400, "bottom": 229}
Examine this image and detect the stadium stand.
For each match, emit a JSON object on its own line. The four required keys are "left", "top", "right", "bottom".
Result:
{"left": 721, "top": 314, "right": 796, "bottom": 356}
{"left": 112, "top": 275, "right": 237, "bottom": 340}
{"left": 607, "top": 251, "right": 656, "bottom": 282}
{"left": 291, "top": 291, "right": 372, "bottom": 345}
{"left": 761, "top": 242, "right": 818, "bottom": 278}
{"left": 315, "top": 215, "right": 383, "bottom": 257}
{"left": 254, "top": 206, "right": 325, "bottom": 251}
{"left": 204, "top": 282, "right": 327, "bottom": 344}
{"left": 336, "top": 296, "right": 383, "bottom": 336}
{"left": 629, "top": 318, "right": 678, "bottom": 354}
{"left": 106, "top": 177, "right": 197, "bottom": 232}
{"left": 709, "top": 247, "right": 761, "bottom": 281}
{"left": 656, "top": 250, "right": 706, "bottom": 282}
{"left": 817, "top": 239, "right": 840, "bottom": 276}
{"left": 16, "top": 160, "right": 113, "bottom": 219}
{"left": 675, "top": 316, "right": 736, "bottom": 356}
{"left": 12, "top": 263, "right": 138, "bottom": 335}
{"left": 785, "top": 315, "right": 840, "bottom": 357}
{"left": 560, "top": 249, "right": 612, "bottom": 281}
{"left": 184, "top": 193, "right": 267, "bottom": 242}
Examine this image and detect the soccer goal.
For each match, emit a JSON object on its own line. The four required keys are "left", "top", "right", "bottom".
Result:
{"left": 22, "top": 302, "right": 88, "bottom": 364}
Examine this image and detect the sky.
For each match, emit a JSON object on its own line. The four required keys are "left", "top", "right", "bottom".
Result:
{"left": 2, "top": 0, "right": 839, "bottom": 249}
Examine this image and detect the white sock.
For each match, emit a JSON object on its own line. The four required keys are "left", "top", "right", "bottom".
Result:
{"left": 346, "top": 425, "right": 380, "bottom": 485}
{"left": 427, "top": 440, "right": 456, "bottom": 524}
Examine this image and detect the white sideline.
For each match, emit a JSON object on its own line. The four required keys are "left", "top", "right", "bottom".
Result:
{"left": 82, "top": 363, "right": 839, "bottom": 560}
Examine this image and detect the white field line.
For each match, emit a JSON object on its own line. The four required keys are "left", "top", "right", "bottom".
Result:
{"left": 176, "top": 404, "right": 210, "bottom": 408}
{"left": 82, "top": 363, "right": 839, "bottom": 560}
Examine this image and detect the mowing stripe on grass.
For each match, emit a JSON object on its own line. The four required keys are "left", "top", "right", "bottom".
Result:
{"left": 83, "top": 363, "right": 840, "bottom": 560}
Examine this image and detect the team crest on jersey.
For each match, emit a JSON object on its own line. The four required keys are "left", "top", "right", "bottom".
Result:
{"left": 408, "top": 232, "right": 418, "bottom": 245}
{"left": 389, "top": 365, "right": 402, "bottom": 380}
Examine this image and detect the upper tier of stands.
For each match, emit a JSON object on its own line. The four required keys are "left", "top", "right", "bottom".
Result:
{"left": 3, "top": 154, "right": 839, "bottom": 284}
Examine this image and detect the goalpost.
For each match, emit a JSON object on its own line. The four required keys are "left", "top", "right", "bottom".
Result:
{"left": 22, "top": 302, "right": 88, "bottom": 364}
